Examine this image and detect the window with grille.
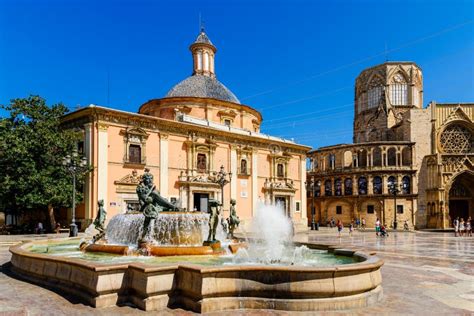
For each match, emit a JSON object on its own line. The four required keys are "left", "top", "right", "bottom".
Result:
{"left": 390, "top": 84, "right": 407, "bottom": 105}
{"left": 129, "top": 144, "right": 141, "bottom": 164}
{"left": 368, "top": 86, "right": 382, "bottom": 109}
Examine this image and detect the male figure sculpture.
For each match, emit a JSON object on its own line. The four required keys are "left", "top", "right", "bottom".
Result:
{"left": 227, "top": 199, "right": 240, "bottom": 239}
{"left": 92, "top": 200, "right": 107, "bottom": 243}
{"left": 137, "top": 170, "right": 177, "bottom": 242}
{"left": 206, "top": 199, "right": 221, "bottom": 243}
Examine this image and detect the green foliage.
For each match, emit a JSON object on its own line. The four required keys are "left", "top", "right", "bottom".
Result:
{"left": 0, "top": 96, "right": 89, "bottom": 216}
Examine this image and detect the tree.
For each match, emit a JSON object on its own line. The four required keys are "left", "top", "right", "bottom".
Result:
{"left": 0, "top": 96, "right": 88, "bottom": 231}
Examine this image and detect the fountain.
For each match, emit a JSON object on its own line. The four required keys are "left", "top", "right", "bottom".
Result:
{"left": 9, "top": 169, "right": 383, "bottom": 313}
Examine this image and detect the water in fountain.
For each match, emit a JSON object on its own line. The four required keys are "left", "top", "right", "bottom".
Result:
{"left": 231, "top": 202, "right": 312, "bottom": 265}
{"left": 105, "top": 211, "right": 228, "bottom": 248}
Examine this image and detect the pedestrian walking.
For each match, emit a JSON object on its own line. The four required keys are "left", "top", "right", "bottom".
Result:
{"left": 466, "top": 217, "right": 472, "bottom": 237}
{"left": 453, "top": 217, "right": 459, "bottom": 237}
{"left": 362, "top": 218, "right": 366, "bottom": 230}
{"left": 337, "top": 220, "right": 343, "bottom": 237}
{"left": 375, "top": 218, "right": 381, "bottom": 236}
{"left": 459, "top": 218, "right": 465, "bottom": 237}
{"left": 349, "top": 221, "right": 354, "bottom": 236}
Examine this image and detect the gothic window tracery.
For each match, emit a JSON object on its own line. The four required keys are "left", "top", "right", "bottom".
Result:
{"left": 367, "top": 76, "right": 384, "bottom": 109}
{"left": 402, "top": 176, "right": 411, "bottom": 194}
{"left": 440, "top": 124, "right": 473, "bottom": 153}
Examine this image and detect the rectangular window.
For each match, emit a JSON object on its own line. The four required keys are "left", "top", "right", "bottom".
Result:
{"left": 129, "top": 144, "right": 141, "bottom": 164}
{"left": 368, "top": 87, "right": 382, "bottom": 109}
{"left": 296, "top": 202, "right": 300, "bottom": 212}
{"left": 224, "top": 119, "right": 231, "bottom": 126}
{"left": 336, "top": 205, "right": 342, "bottom": 214}
{"left": 197, "top": 153, "right": 207, "bottom": 172}
{"left": 391, "top": 84, "right": 408, "bottom": 105}
{"left": 277, "top": 163, "right": 284, "bottom": 178}
{"left": 397, "top": 205, "right": 404, "bottom": 214}
{"left": 367, "top": 205, "right": 375, "bottom": 214}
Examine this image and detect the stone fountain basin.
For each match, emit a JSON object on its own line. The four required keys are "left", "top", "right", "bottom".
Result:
{"left": 9, "top": 239, "right": 383, "bottom": 313}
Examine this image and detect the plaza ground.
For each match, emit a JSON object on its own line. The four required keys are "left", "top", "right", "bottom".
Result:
{"left": 0, "top": 229, "right": 473, "bottom": 315}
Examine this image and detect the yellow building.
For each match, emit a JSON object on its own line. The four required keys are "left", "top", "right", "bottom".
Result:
{"left": 307, "top": 62, "right": 473, "bottom": 229}
{"left": 61, "top": 30, "right": 310, "bottom": 231}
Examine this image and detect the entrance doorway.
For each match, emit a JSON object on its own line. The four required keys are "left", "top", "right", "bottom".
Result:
{"left": 193, "top": 193, "right": 209, "bottom": 212}
{"left": 275, "top": 196, "right": 289, "bottom": 217}
{"left": 448, "top": 172, "right": 473, "bottom": 224}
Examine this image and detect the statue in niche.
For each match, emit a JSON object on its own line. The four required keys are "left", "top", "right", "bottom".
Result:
{"left": 137, "top": 169, "right": 178, "bottom": 243}
{"left": 227, "top": 199, "right": 240, "bottom": 239}
{"left": 92, "top": 200, "right": 107, "bottom": 243}
{"left": 206, "top": 199, "right": 221, "bottom": 243}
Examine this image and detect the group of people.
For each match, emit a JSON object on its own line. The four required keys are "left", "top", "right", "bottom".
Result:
{"left": 453, "top": 217, "right": 472, "bottom": 237}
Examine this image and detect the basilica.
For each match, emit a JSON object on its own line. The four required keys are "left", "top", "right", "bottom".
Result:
{"left": 61, "top": 30, "right": 310, "bottom": 230}
{"left": 307, "top": 62, "right": 473, "bottom": 229}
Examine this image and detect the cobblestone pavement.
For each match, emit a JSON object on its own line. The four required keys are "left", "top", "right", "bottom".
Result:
{"left": 0, "top": 230, "right": 472, "bottom": 315}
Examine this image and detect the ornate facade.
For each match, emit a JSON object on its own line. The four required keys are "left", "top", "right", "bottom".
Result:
{"left": 61, "top": 30, "right": 310, "bottom": 230}
{"left": 307, "top": 62, "right": 473, "bottom": 229}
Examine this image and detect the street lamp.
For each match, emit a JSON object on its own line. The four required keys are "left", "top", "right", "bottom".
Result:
{"left": 214, "top": 165, "right": 232, "bottom": 206}
{"left": 388, "top": 179, "right": 400, "bottom": 230}
{"left": 305, "top": 177, "right": 319, "bottom": 230}
{"left": 62, "top": 148, "right": 88, "bottom": 237}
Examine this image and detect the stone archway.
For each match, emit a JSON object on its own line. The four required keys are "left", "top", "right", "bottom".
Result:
{"left": 447, "top": 171, "right": 474, "bottom": 223}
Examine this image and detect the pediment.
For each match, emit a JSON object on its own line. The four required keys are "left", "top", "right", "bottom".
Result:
{"left": 443, "top": 106, "right": 472, "bottom": 126}
{"left": 114, "top": 170, "right": 142, "bottom": 186}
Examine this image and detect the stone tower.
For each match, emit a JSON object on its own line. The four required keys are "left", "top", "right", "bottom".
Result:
{"left": 353, "top": 62, "right": 424, "bottom": 143}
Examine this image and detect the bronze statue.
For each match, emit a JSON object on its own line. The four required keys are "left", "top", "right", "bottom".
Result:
{"left": 227, "top": 199, "right": 240, "bottom": 239}
{"left": 92, "top": 200, "right": 107, "bottom": 243}
{"left": 137, "top": 170, "right": 177, "bottom": 242}
{"left": 206, "top": 199, "right": 221, "bottom": 243}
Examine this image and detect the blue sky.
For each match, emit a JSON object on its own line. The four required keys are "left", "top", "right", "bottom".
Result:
{"left": 1, "top": 0, "right": 473, "bottom": 149}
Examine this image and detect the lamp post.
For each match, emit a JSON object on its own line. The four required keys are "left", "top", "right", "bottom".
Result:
{"left": 388, "top": 180, "right": 400, "bottom": 230}
{"left": 62, "top": 148, "right": 88, "bottom": 237}
{"left": 215, "top": 165, "right": 232, "bottom": 207}
{"left": 306, "top": 178, "right": 319, "bottom": 230}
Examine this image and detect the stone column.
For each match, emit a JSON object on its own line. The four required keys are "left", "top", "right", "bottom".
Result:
{"left": 83, "top": 123, "right": 93, "bottom": 221}
{"left": 252, "top": 150, "right": 258, "bottom": 216}
{"left": 353, "top": 175, "right": 358, "bottom": 196}
{"left": 368, "top": 175, "right": 373, "bottom": 195}
{"left": 97, "top": 123, "right": 108, "bottom": 210}
{"left": 300, "top": 155, "right": 307, "bottom": 220}
{"left": 230, "top": 146, "right": 237, "bottom": 201}
{"left": 159, "top": 133, "right": 169, "bottom": 198}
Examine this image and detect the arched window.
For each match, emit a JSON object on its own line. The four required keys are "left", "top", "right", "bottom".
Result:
{"left": 328, "top": 154, "right": 336, "bottom": 169}
{"left": 314, "top": 181, "right": 321, "bottom": 197}
{"left": 325, "top": 180, "right": 332, "bottom": 196}
{"left": 335, "top": 178, "right": 342, "bottom": 196}
{"left": 373, "top": 176, "right": 382, "bottom": 194}
{"left": 373, "top": 147, "right": 382, "bottom": 166}
{"left": 358, "top": 149, "right": 367, "bottom": 168}
{"left": 402, "top": 147, "right": 412, "bottom": 166}
{"left": 358, "top": 177, "right": 367, "bottom": 195}
{"left": 402, "top": 176, "right": 410, "bottom": 194}
{"left": 387, "top": 148, "right": 397, "bottom": 166}
{"left": 344, "top": 178, "right": 353, "bottom": 195}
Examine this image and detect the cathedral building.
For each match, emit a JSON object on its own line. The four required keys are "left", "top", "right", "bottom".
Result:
{"left": 61, "top": 30, "right": 310, "bottom": 230}
{"left": 307, "top": 62, "right": 473, "bottom": 229}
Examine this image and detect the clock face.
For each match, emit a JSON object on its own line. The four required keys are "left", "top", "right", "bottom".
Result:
{"left": 394, "top": 74, "right": 404, "bottom": 83}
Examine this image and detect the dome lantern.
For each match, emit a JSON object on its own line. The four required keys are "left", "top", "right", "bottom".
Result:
{"left": 190, "top": 27, "right": 217, "bottom": 78}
